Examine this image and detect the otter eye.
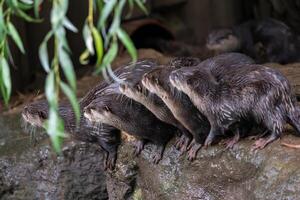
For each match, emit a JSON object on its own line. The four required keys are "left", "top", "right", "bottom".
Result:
{"left": 136, "top": 85, "right": 142, "bottom": 92}
{"left": 38, "top": 111, "right": 47, "bottom": 119}
{"left": 104, "top": 106, "right": 110, "bottom": 112}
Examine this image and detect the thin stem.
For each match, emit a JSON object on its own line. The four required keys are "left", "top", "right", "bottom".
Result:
{"left": 88, "top": 0, "right": 94, "bottom": 27}
{"left": 53, "top": 36, "right": 60, "bottom": 98}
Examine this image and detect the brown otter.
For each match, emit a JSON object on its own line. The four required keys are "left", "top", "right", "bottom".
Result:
{"left": 141, "top": 53, "right": 255, "bottom": 160}
{"left": 119, "top": 57, "right": 201, "bottom": 153}
{"left": 207, "top": 18, "right": 300, "bottom": 64}
{"left": 141, "top": 66, "right": 210, "bottom": 161}
{"left": 22, "top": 100, "right": 121, "bottom": 170}
{"left": 170, "top": 64, "right": 300, "bottom": 150}
{"left": 84, "top": 82, "right": 176, "bottom": 164}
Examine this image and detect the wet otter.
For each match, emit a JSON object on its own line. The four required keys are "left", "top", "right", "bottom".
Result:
{"left": 119, "top": 57, "right": 201, "bottom": 153}
{"left": 206, "top": 20, "right": 257, "bottom": 58}
{"left": 142, "top": 53, "right": 255, "bottom": 160}
{"left": 206, "top": 18, "right": 300, "bottom": 63}
{"left": 22, "top": 100, "right": 121, "bottom": 170}
{"left": 84, "top": 82, "right": 176, "bottom": 164}
{"left": 170, "top": 64, "right": 300, "bottom": 150}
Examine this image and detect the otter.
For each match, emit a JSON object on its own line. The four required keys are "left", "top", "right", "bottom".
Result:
{"left": 119, "top": 57, "right": 201, "bottom": 153}
{"left": 170, "top": 64, "right": 300, "bottom": 150}
{"left": 206, "top": 20, "right": 257, "bottom": 58}
{"left": 22, "top": 100, "right": 121, "bottom": 170}
{"left": 141, "top": 53, "right": 255, "bottom": 160}
{"left": 141, "top": 66, "right": 210, "bottom": 161}
{"left": 206, "top": 18, "right": 300, "bottom": 63}
{"left": 84, "top": 82, "right": 176, "bottom": 164}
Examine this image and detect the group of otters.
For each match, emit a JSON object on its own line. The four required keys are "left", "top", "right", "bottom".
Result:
{"left": 22, "top": 52, "right": 300, "bottom": 170}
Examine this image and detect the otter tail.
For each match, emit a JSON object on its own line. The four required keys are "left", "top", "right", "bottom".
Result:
{"left": 287, "top": 106, "right": 300, "bottom": 135}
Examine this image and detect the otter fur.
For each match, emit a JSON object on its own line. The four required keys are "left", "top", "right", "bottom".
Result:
{"left": 22, "top": 100, "right": 121, "bottom": 170}
{"left": 119, "top": 57, "right": 201, "bottom": 153}
{"left": 170, "top": 64, "right": 300, "bottom": 150}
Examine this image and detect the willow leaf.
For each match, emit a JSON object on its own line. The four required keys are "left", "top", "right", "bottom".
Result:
{"left": 91, "top": 26, "right": 104, "bottom": 66}
{"left": 117, "top": 28, "right": 137, "bottom": 62}
{"left": 60, "top": 81, "right": 80, "bottom": 124}
{"left": 7, "top": 22, "right": 25, "bottom": 53}
{"left": 58, "top": 47, "right": 76, "bottom": 91}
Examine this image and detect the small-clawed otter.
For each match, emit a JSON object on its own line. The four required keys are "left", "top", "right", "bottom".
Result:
{"left": 206, "top": 20, "right": 257, "bottom": 58}
{"left": 141, "top": 67, "right": 210, "bottom": 161}
{"left": 206, "top": 18, "right": 300, "bottom": 63}
{"left": 119, "top": 57, "right": 201, "bottom": 153}
{"left": 22, "top": 100, "right": 121, "bottom": 170}
{"left": 84, "top": 82, "right": 176, "bottom": 164}
{"left": 142, "top": 53, "right": 255, "bottom": 160}
{"left": 170, "top": 64, "right": 300, "bottom": 150}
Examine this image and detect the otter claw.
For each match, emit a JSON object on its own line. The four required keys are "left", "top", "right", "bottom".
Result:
{"left": 187, "top": 142, "right": 202, "bottom": 161}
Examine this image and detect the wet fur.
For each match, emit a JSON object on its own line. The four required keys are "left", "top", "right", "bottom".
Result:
{"left": 171, "top": 63, "right": 300, "bottom": 148}
{"left": 22, "top": 82, "right": 121, "bottom": 170}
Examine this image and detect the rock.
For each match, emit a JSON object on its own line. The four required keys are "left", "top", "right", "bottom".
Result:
{"left": 108, "top": 133, "right": 300, "bottom": 200}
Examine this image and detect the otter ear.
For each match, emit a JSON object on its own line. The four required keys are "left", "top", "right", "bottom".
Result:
{"left": 38, "top": 111, "right": 47, "bottom": 119}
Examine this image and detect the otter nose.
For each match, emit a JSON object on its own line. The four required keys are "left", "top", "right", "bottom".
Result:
{"left": 83, "top": 106, "right": 93, "bottom": 115}
{"left": 119, "top": 84, "right": 127, "bottom": 93}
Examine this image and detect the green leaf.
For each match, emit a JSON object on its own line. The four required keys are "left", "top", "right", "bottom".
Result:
{"left": 91, "top": 26, "right": 104, "bottom": 66}
{"left": 39, "top": 41, "right": 50, "bottom": 72}
{"left": 55, "top": 26, "right": 71, "bottom": 53}
{"left": 39, "top": 31, "right": 52, "bottom": 72}
{"left": 34, "top": 0, "right": 43, "bottom": 18}
{"left": 79, "top": 49, "right": 90, "bottom": 65}
{"left": 18, "top": 1, "right": 33, "bottom": 10}
{"left": 95, "top": 41, "right": 118, "bottom": 74}
{"left": 126, "top": 0, "right": 134, "bottom": 18}
{"left": 20, "top": 0, "right": 33, "bottom": 4}
{"left": 83, "top": 22, "right": 94, "bottom": 54}
{"left": 97, "top": 0, "right": 117, "bottom": 29}
{"left": 0, "top": 7, "right": 6, "bottom": 38}
{"left": 0, "top": 57, "right": 11, "bottom": 105}
{"left": 116, "top": 28, "right": 137, "bottom": 62}
{"left": 58, "top": 46, "right": 76, "bottom": 91}
{"left": 63, "top": 17, "right": 78, "bottom": 33}
{"left": 134, "top": 0, "right": 149, "bottom": 15}
{"left": 16, "top": 9, "right": 43, "bottom": 22}
{"left": 50, "top": 0, "right": 68, "bottom": 30}
{"left": 60, "top": 81, "right": 80, "bottom": 124}
{"left": 7, "top": 22, "right": 25, "bottom": 53}
{"left": 45, "top": 108, "right": 65, "bottom": 153}
{"left": 45, "top": 71, "right": 57, "bottom": 107}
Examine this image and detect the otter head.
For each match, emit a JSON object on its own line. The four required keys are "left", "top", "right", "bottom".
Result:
{"left": 206, "top": 29, "right": 240, "bottom": 53}
{"left": 84, "top": 98, "right": 113, "bottom": 125}
{"left": 142, "top": 67, "right": 171, "bottom": 99}
{"left": 170, "top": 67, "right": 217, "bottom": 100}
{"left": 22, "top": 101, "right": 49, "bottom": 128}
{"left": 119, "top": 81, "right": 148, "bottom": 101}
{"left": 169, "top": 68, "right": 197, "bottom": 95}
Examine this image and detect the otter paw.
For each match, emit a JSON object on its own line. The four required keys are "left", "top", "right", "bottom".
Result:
{"left": 222, "top": 137, "right": 239, "bottom": 149}
{"left": 251, "top": 138, "right": 268, "bottom": 151}
{"left": 187, "top": 143, "right": 202, "bottom": 161}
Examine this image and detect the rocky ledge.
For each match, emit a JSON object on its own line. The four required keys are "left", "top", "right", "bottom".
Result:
{"left": 1, "top": 49, "right": 300, "bottom": 200}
